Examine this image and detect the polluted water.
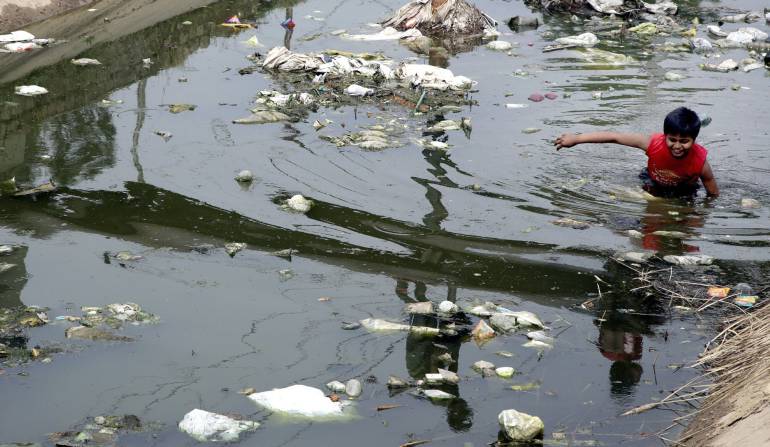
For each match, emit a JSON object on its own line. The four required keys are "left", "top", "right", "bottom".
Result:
{"left": 0, "top": 0, "right": 769, "bottom": 446}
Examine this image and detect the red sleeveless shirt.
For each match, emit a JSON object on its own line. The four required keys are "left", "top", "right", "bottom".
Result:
{"left": 646, "top": 133, "right": 707, "bottom": 186}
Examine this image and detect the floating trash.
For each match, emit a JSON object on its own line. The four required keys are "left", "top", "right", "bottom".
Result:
{"left": 421, "top": 389, "right": 455, "bottom": 400}
{"left": 387, "top": 375, "right": 410, "bottom": 388}
{"left": 154, "top": 130, "right": 172, "bottom": 141}
{"left": 344, "top": 84, "right": 374, "bottom": 96}
{"left": 168, "top": 104, "right": 196, "bottom": 113}
{"left": 437, "top": 300, "right": 458, "bottom": 314}
{"left": 552, "top": 217, "right": 590, "bottom": 229}
{"left": 285, "top": 194, "right": 313, "bottom": 213}
{"left": 233, "top": 111, "right": 290, "bottom": 124}
{"left": 15, "top": 85, "right": 48, "bottom": 96}
{"left": 707, "top": 287, "right": 730, "bottom": 298}
{"left": 528, "top": 93, "right": 544, "bottom": 102}
{"left": 487, "top": 40, "right": 513, "bottom": 51}
{"left": 555, "top": 32, "right": 598, "bottom": 47}
{"left": 471, "top": 319, "right": 496, "bottom": 341}
{"left": 472, "top": 360, "right": 496, "bottom": 376}
{"left": 499, "top": 409, "right": 544, "bottom": 442}
{"left": 345, "top": 379, "right": 363, "bottom": 397}
{"left": 341, "top": 27, "right": 422, "bottom": 41}
{"left": 243, "top": 36, "right": 262, "bottom": 47}
{"left": 65, "top": 326, "right": 133, "bottom": 342}
{"left": 326, "top": 381, "right": 346, "bottom": 393}
{"left": 248, "top": 384, "right": 350, "bottom": 418}
{"left": 113, "top": 251, "right": 142, "bottom": 262}
{"left": 225, "top": 243, "right": 247, "bottom": 257}
{"left": 71, "top": 58, "right": 102, "bottom": 66}
{"left": 741, "top": 198, "right": 761, "bottom": 208}
{"left": 179, "top": 409, "right": 259, "bottom": 442}
{"left": 664, "top": 71, "right": 684, "bottom": 81}
{"left": 234, "top": 170, "right": 254, "bottom": 183}
{"left": 663, "top": 254, "right": 714, "bottom": 265}
{"left": 405, "top": 301, "right": 433, "bottom": 314}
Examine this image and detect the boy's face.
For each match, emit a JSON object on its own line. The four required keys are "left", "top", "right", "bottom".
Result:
{"left": 665, "top": 133, "right": 694, "bottom": 159}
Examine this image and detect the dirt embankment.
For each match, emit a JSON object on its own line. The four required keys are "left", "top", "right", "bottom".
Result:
{"left": 0, "top": 0, "right": 219, "bottom": 83}
{"left": 0, "top": 0, "right": 95, "bottom": 34}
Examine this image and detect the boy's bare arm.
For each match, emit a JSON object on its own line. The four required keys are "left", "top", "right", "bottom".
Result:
{"left": 700, "top": 161, "right": 719, "bottom": 197}
{"left": 554, "top": 132, "right": 650, "bottom": 151}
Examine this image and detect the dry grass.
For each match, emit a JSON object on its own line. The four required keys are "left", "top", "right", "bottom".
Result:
{"left": 607, "top": 258, "right": 769, "bottom": 445}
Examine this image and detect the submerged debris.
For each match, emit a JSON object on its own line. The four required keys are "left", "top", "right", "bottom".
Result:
{"left": 552, "top": 217, "right": 590, "bottom": 229}
{"left": 320, "top": 126, "right": 402, "bottom": 150}
{"left": 663, "top": 254, "right": 715, "bottom": 266}
{"left": 472, "top": 360, "right": 496, "bottom": 376}
{"left": 65, "top": 326, "right": 133, "bottom": 342}
{"left": 50, "top": 414, "right": 144, "bottom": 446}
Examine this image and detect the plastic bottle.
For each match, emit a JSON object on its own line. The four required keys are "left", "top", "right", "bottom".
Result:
{"left": 735, "top": 283, "right": 753, "bottom": 297}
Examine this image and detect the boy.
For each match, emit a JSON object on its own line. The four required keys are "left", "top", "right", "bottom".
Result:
{"left": 554, "top": 107, "right": 719, "bottom": 197}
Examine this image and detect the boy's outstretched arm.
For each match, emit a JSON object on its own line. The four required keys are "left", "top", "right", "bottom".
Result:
{"left": 700, "top": 161, "right": 719, "bottom": 197}
{"left": 554, "top": 132, "right": 650, "bottom": 151}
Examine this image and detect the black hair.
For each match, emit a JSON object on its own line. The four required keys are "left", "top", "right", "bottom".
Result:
{"left": 663, "top": 107, "right": 701, "bottom": 139}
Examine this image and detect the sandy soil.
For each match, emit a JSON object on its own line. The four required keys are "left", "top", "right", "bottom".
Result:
{"left": 0, "top": 0, "right": 218, "bottom": 83}
{"left": 0, "top": 0, "right": 95, "bottom": 34}
{"left": 683, "top": 369, "right": 770, "bottom": 446}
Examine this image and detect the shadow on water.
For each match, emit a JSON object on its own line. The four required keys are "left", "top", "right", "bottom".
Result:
{"left": 1, "top": 182, "right": 602, "bottom": 297}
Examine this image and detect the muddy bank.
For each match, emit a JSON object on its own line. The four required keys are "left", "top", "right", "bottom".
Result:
{"left": 0, "top": 0, "right": 221, "bottom": 82}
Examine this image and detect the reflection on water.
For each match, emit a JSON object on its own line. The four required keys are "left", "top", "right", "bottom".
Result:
{"left": 635, "top": 200, "right": 705, "bottom": 255}
{"left": 396, "top": 278, "right": 474, "bottom": 432}
{"left": 0, "top": 245, "right": 27, "bottom": 309}
{"left": 0, "top": 0, "right": 302, "bottom": 184}
{"left": 1, "top": 182, "right": 600, "bottom": 296}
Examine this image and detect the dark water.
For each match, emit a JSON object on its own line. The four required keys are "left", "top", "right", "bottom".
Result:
{"left": 1, "top": 0, "right": 769, "bottom": 445}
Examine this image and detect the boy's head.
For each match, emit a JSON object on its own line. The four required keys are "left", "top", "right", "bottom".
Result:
{"left": 663, "top": 107, "right": 701, "bottom": 159}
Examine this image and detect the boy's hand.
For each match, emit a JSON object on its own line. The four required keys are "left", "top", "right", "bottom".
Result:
{"left": 554, "top": 133, "right": 579, "bottom": 150}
